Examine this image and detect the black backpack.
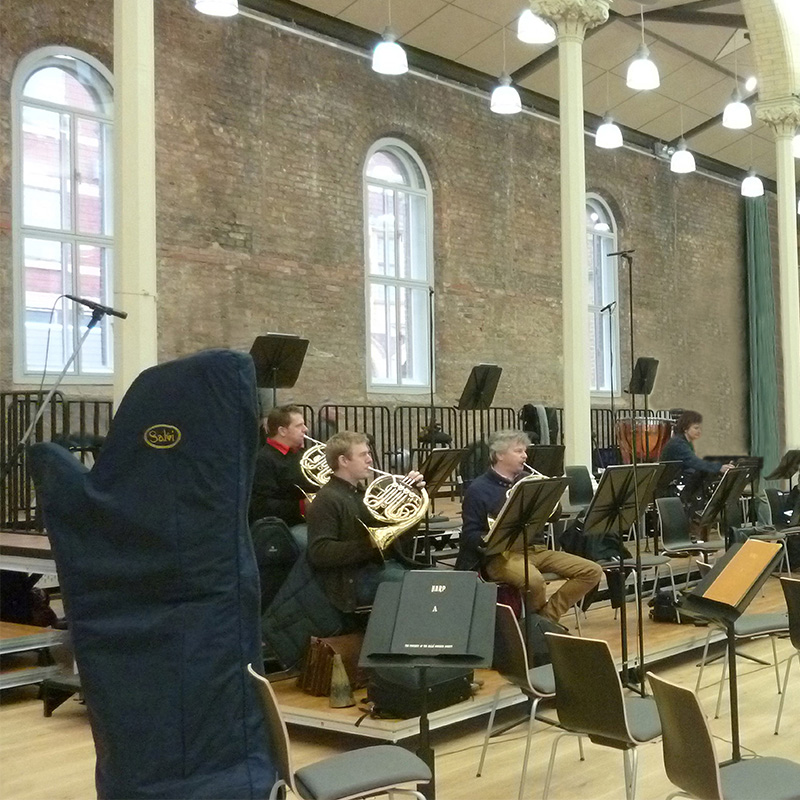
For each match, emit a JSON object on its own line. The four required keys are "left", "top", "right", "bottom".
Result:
{"left": 366, "top": 666, "right": 473, "bottom": 719}
{"left": 249, "top": 517, "right": 301, "bottom": 613}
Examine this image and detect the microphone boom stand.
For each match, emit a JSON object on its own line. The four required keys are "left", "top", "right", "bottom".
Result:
{"left": 1, "top": 308, "right": 109, "bottom": 486}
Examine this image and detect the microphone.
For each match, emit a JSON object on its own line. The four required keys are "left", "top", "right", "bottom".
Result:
{"left": 608, "top": 249, "right": 636, "bottom": 257}
{"left": 600, "top": 301, "right": 617, "bottom": 313}
{"left": 65, "top": 294, "right": 128, "bottom": 320}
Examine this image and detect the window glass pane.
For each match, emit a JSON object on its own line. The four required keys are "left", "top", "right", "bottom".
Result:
{"left": 398, "top": 192, "right": 428, "bottom": 281}
{"left": 398, "top": 286, "right": 429, "bottom": 386}
{"left": 368, "top": 185, "right": 396, "bottom": 277}
{"left": 77, "top": 245, "right": 113, "bottom": 374}
{"left": 23, "top": 237, "right": 73, "bottom": 373}
{"left": 370, "top": 283, "right": 397, "bottom": 384}
{"left": 24, "top": 63, "right": 111, "bottom": 115}
{"left": 76, "top": 117, "right": 109, "bottom": 235}
{"left": 366, "top": 151, "right": 409, "bottom": 185}
{"left": 22, "top": 105, "right": 71, "bottom": 230}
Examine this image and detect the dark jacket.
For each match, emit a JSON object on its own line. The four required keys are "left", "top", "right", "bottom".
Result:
{"left": 660, "top": 434, "right": 722, "bottom": 476}
{"left": 306, "top": 476, "right": 382, "bottom": 612}
{"left": 457, "top": 469, "right": 515, "bottom": 571}
{"left": 249, "top": 442, "right": 316, "bottom": 525}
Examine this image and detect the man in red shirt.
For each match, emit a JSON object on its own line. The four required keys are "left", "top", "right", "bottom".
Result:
{"left": 249, "top": 405, "right": 316, "bottom": 529}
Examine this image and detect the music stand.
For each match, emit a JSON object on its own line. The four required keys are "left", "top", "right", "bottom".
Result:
{"left": 679, "top": 540, "right": 784, "bottom": 762}
{"left": 457, "top": 364, "right": 502, "bottom": 411}
{"left": 626, "top": 357, "right": 659, "bottom": 459}
{"left": 765, "top": 449, "right": 800, "bottom": 488}
{"left": 485, "top": 476, "right": 568, "bottom": 654}
{"left": 526, "top": 445, "right": 565, "bottom": 477}
{"left": 582, "top": 463, "right": 661, "bottom": 693}
{"left": 696, "top": 467, "right": 751, "bottom": 549}
{"left": 416, "top": 448, "right": 467, "bottom": 564}
{"left": 360, "top": 571, "right": 496, "bottom": 800}
{"left": 249, "top": 333, "right": 309, "bottom": 407}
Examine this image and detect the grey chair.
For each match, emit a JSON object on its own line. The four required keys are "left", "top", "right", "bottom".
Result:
{"left": 775, "top": 576, "right": 800, "bottom": 734}
{"left": 656, "top": 497, "right": 724, "bottom": 585}
{"left": 565, "top": 465, "right": 594, "bottom": 513}
{"left": 476, "top": 603, "right": 578, "bottom": 800}
{"left": 543, "top": 634, "right": 661, "bottom": 800}
{"left": 247, "top": 664, "right": 431, "bottom": 800}
{"left": 648, "top": 671, "right": 800, "bottom": 800}
{"left": 692, "top": 560, "right": 789, "bottom": 714}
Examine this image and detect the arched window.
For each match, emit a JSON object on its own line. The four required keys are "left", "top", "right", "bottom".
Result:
{"left": 12, "top": 48, "right": 114, "bottom": 381}
{"left": 364, "top": 140, "right": 433, "bottom": 392}
{"left": 586, "top": 196, "right": 619, "bottom": 394}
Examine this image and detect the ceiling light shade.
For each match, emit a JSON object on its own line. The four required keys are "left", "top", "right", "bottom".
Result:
{"left": 372, "top": 31, "right": 408, "bottom": 75}
{"left": 595, "top": 114, "right": 623, "bottom": 149}
{"left": 626, "top": 43, "right": 660, "bottom": 91}
{"left": 722, "top": 89, "right": 752, "bottom": 129}
{"left": 517, "top": 9, "right": 556, "bottom": 44}
{"left": 490, "top": 75, "right": 522, "bottom": 115}
{"left": 194, "top": 0, "right": 238, "bottom": 16}
{"left": 741, "top": 171, "right": 764, "bottom": 197}
{"left": 670, "top": 138, "right": 696, "bottom": 174}
{"left": 744, "top": 75, "right": 758, "bottom": 92}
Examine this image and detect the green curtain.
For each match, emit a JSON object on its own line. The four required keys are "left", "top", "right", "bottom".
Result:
{"left": 744, "top": 196, "right": 780, "bottom": 480}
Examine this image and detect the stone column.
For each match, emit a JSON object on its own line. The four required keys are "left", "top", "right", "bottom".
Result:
{"left": 532, "top": 0, "right": 610, "bottom": 469}
{"left": 113, "top": 0, "right": 158, "bottom": 408}
{"left": 756, "top": 97, "right": 800, "bottom": 450}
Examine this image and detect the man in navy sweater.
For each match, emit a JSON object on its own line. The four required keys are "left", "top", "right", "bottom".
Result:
{"left": 458, "top": 430, "right": 602, "bottom": 624}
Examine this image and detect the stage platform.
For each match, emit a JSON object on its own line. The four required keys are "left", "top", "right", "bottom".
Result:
{"left": 272, "top": 570, "right": 790, "bottom": 742}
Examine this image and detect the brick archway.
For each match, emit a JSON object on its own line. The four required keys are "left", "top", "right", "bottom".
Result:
{"left": 740, "top": 0, "right": 800, "bottom": 100}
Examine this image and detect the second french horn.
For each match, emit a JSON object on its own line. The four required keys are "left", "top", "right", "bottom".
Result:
{"left": 299, "top": 435, "right": 429, "bottom": 551}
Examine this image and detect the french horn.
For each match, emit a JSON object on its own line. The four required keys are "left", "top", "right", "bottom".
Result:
{"left": 299, "top": 435, "right": 428, "bottom": 551}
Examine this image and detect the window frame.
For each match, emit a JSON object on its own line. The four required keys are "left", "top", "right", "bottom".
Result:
{"left": 586, "top": 194, "right": 621, "bottom": 397}
{"left": 11, "top": 46, "right": 115, "bottom": 385}
{"left": 363, "top": 138, "right": 434, "bottom": 395}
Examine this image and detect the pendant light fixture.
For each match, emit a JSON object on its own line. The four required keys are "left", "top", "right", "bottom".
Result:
{"left": 491, "top": 28, "right": 522, "bottom": 115}
{"left": 626, "top": 5, "right": 660, "bottom": 91}
{"left": 517, "top": 6, "right": 556, "bottom": 44}
{"left": 596, "top": 73, "right": 622, "bottom": 149}
{"left": 740, "top": 135, "right": 763, "bottom": 197}
{"left": 722, "top": 38, "right": 751, "bottom": 129}
{"left": 195, "top": 0, "right": 238, "bottom": 16}
{"left": 741, "top": 170, "right": 764, "bottom": 197}
{"left": 372, "top": 0, "right": 408, "bottom": 75}
{"left": 670, "top": 107, "right": 696, "bottom": 173}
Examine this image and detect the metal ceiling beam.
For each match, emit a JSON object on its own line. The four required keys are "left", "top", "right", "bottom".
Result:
{"left": 238, "top": 0, "right": 775, "bottom": 192}
{"left": 642, "top": 11, "right": 746, "bottom": 27}
{"left": 663, "top": 0, "right": 741, "bottom": 11}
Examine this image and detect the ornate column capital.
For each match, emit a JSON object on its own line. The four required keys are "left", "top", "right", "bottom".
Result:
{"left": 755, "top": 95, "right": 800, "bottom": 139}
{"left": 531, "top": 0, "right": 610, "bottom": 40}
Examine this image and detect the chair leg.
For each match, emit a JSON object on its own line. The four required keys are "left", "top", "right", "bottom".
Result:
{"left": 695, "top": 629, "right": 713, "bottom": 692}
{"left": 665, "top": 562, "right": 681, "bottom": 623}
{"left": 476, "top": 689, "right": 501, "bottom": 777}
{"left": 622, "top": 749, "right": 632, "bottom": 800}
{"left": 517, "top": 699, "right": 540, "bottom": 800}
{"left": 573, "top": 604, "right": 582, "bottom": 636}
{"left": 543, "top": 732, "right": 572, "bottom": 800}
{"left": 629, "top": 748, "right": 639, "bottom": 800}
{"left": 774, "top": 652, "right": 797, "bottom": 735}
{"left": 771, "top": 635, "right": 781, "bottom": 693}
{"left": 577, "top": 735, "right": 585, "bottom": 761}
{"left": 714, "top": 650, "right": 728, "bottom": 718}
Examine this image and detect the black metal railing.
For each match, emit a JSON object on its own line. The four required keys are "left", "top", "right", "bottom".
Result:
{"left": 1, "top": 392, "right": 113, "bottom": 533}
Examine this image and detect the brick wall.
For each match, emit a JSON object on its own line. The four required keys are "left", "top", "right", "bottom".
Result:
{"left": 0, "top": 0, "right": 774, "bottom": 456}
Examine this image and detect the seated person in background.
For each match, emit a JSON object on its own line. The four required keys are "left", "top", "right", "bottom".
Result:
{"left": 660, "top": 410, "right": 734, "bottom": 519}
{"left": 306, "top": 431, "right": 424, "bottom": 614}
{"left": 249, "top": 404, "right": 317, "bottom": 527}
{"left": 458, "top": 430, "right": 602, "bottom": 625}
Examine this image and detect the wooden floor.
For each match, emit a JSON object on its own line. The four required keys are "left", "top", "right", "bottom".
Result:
{"left": 1, "top": 575, "right": 797, "bottom": 800}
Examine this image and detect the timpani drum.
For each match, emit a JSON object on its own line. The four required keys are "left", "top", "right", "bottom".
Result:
{"left": 616, "top": 415, "right": 672, "bottom": 463}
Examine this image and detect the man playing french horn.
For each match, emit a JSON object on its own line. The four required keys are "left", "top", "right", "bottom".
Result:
{"left": 458, "top": 430, "right": 602, "bottom": 626}
{"left": 306, "top": 431, "right": 425, "bottom": 613}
